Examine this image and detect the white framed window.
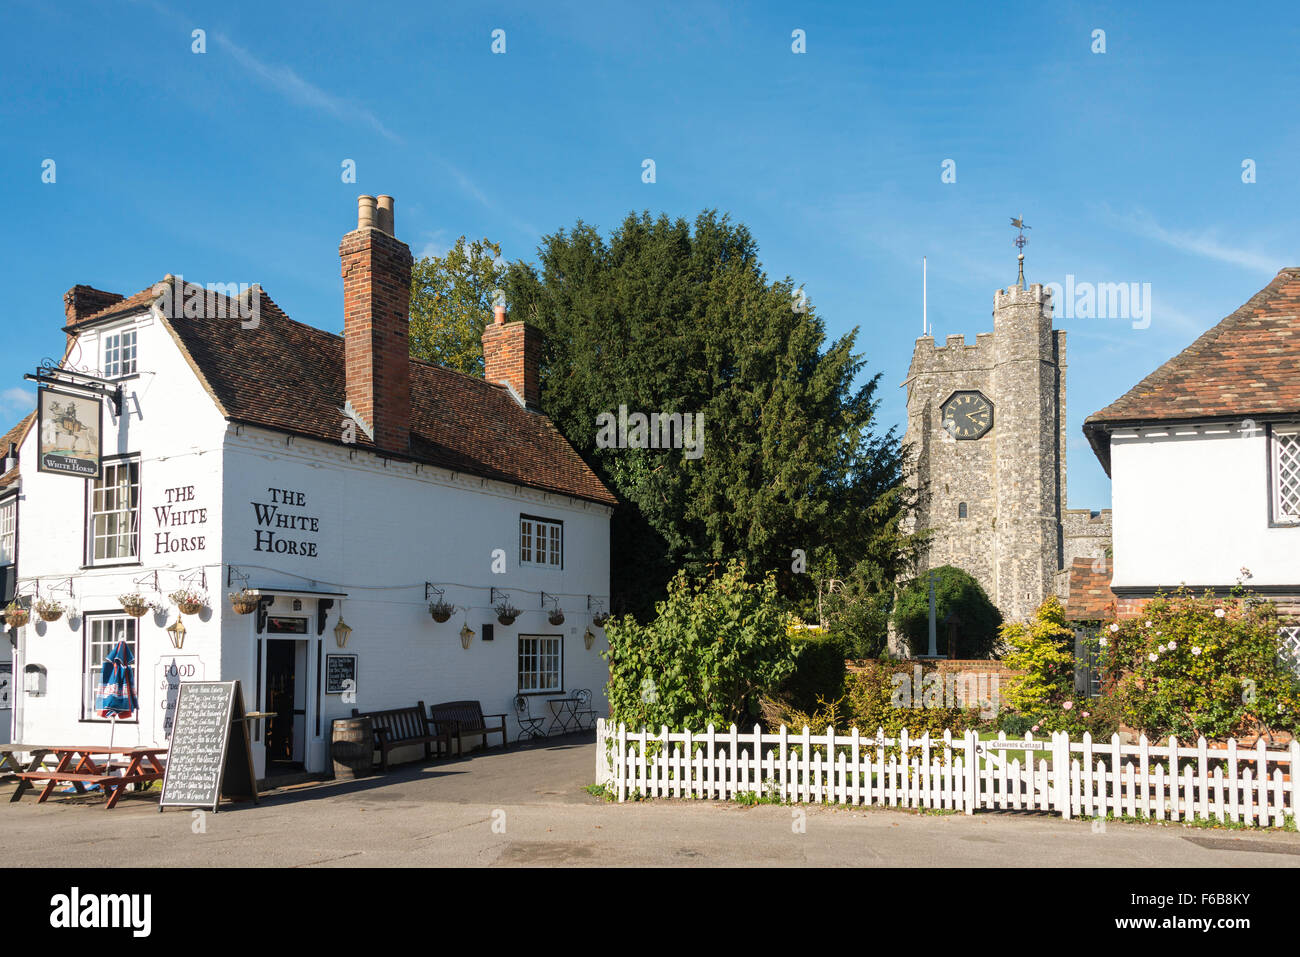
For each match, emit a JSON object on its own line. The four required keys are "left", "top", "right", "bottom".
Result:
{"left": 1280, "top": 625, "right": 1300, "bottom": 676}
{"left": 88, "top": 458, "right": 140, "bottom": 564}
{"left": 1272, "top": 423, "right": 1300, "bottom": 525}
{"left": 103, "top": 329, "right": 137, "bottom": 379}
{"left": 519, "top": 515, "right": 563, "bottom": 568}
{"left": 83, "top": 615, "right": 137, "bottom": 721}
{"left": 0, "top": 498, "right": 14, "bottom": 566}
{"left": 518, "top": 635, "right": 563, "bottom": 693}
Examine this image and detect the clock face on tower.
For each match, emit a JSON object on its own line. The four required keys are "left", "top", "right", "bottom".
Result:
{"left": 940, "top": 390, "right": 994, "bottom": 440}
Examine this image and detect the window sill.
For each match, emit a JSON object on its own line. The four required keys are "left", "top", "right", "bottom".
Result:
{"left": 80, "top": 561, "right": 143, "bottom": 570}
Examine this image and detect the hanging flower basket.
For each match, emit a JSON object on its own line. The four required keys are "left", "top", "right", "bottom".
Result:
{"left": 229, "top": 590, "right": 259, "bottom": 615}
{"left": 548, "top": 608, "right": 565, "bottom": 626}
{"left": 3, "top": 601, "right": 29, "bottom": 629}
{"left": 35, "top": 599, "right": 65, "bottom": 623}
{"left": 494, "top": 601, "right": 520, "bottom": 626}
{"left": 119, "top": 593, "right": 151, "bottom": 618}
{"left": 591, "top": 612, "right": 609, "bottom": 628}
{"left": 170, "top": 588, "right": 208, "bottom": 616}
{"left": 429, "top": 599, "right": 454, "bottom": 623}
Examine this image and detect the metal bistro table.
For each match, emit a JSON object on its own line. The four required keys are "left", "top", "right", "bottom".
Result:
{"left": 545, "top": 697, "right": 581, "bottom": 734}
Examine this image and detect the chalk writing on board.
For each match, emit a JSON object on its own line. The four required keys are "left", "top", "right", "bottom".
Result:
{"left": 325, "top": 654, "right": 357, "bottom": 695}
{"left": 160, "top": 682, "right": 234, "bottom": 809}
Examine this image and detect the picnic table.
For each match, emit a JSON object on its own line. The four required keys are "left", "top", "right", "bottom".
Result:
{"left": 7, "top": 745, "right": 168, "bottom": 810}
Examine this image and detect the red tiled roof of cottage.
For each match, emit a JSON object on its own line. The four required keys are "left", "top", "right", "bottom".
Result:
{"left": 86, "top": 280, "right": 617, "bottom": 507}
{"left": 1064, "top": 557, "right": 1115, "bottom": 621}
{"left": 1087, "top": 268, "right": 1300, "bottom": 425}
{"left": 0, "top": 411, "right": 35, "bottom": 490}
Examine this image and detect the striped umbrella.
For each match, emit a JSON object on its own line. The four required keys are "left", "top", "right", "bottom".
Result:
{"left": 95, "top": 639, "right": 136, "bottom": 719}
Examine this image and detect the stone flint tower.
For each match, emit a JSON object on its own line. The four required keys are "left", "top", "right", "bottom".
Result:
{"left": 902, "top": 248, "right": 1071, "bottom": 626}
{"left": 990, "top": 255, "right": 1065, "bottom": 622}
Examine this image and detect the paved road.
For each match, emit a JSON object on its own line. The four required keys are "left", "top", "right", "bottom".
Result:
{"left": 2, "top": 733, "right": 1297, "bottom": 867}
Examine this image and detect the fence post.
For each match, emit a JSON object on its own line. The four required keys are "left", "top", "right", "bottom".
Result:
{"left": 595, "top": 717, "right": 609, "bottom": 786}
{"left": 963, "top": 730, "right": 977, "bottom": 814}
{"left": 1290, "top": 740, "right": 1300, "bottom": 825}
{"left": 617, "top": 723, "right": 628, "bottom": 802}
{"left": 1054, "top": 731, "right": 1071, "bottom": 820}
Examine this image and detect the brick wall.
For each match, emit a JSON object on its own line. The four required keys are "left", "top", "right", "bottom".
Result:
{"left": 340, "top": 225, "right": 412, "bottom": 452}
{"left": 482, "top": 311, "right": 541, "bottom": 408}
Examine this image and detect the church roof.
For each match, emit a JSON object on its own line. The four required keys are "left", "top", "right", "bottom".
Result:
{"left": 1084, "top": 268, "right": 1300, "bottom": 473}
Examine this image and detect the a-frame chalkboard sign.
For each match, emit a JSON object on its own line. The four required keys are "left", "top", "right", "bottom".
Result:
{"left": 159, "top": 680, "right": 259, "bottom": 813}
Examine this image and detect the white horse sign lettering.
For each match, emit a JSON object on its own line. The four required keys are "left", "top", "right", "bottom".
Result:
{"left": 37, "top": 388, "right": 102, "bottom": 478}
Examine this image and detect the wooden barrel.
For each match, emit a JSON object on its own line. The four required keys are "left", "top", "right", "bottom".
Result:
{"left": 330, "top": 717, "right": 374, "bottom": 779}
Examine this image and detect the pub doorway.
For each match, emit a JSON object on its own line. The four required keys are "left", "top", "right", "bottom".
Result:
{"left": 264, "top": 635, "right": 308, "bottom": 778}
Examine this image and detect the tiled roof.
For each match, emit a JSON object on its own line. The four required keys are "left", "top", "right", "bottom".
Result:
{"left": 1084, "top": 268, "right": 1300, "bottom": 472}
{"left": 1087, "top": 268, "right": 1300, "bottom": 424}
{"left": 1064, "top": 557, "right": 1115, "bottom": 621}
{"left": 109, "top": 280, "right": 617, "bottom": 507}
{"left": 0, "top": 411, "right": 35, "bottom": 490}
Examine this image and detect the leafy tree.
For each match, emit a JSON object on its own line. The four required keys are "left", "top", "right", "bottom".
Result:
{"left": 1000, "top": 597, "right": 1086, "bottom": 734}
{"left": 891, "top": 565, "right": 1002, "bottom": 658}
{"left": 500, "top": 210, "right": 919, "bottom": 617}
{"left": 409, "top": 236, "right": 506, "bottom": 376}
{"left": 604, "top": 561, "right": 797, "bottom": 731}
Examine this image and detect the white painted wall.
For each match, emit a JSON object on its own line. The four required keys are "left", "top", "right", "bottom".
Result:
{"left": 12, "top": 309, "right": 228, "bottom": 749}
{"left": 221, "top": 426, "right": 612, "bottom": 776}
{"left": 12, "top": 308, "right": 613, "bottom": 777}
{"left": 1110, "top": 426, "right": 1300, "bottom": 588}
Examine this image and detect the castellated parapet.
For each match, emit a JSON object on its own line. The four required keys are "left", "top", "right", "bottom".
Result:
{"left": 903, "top": 275, "right": 1105, "bottom": 626}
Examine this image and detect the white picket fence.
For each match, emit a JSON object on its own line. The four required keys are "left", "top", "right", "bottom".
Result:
{"left": 594, "top": 719, "right": 1300, "bottom": 827}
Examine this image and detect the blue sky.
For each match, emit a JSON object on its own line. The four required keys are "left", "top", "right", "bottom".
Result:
{"left": 2, "top": 0, "right": 1297, "bottom": 509}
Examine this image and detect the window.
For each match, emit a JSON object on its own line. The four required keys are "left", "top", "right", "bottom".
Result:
{"left": 519, "top": 515, "right": 562, "bottom": 568}
{"left": 103, "top": 329, "right": 137, "bottom": 379}
{"left": 957, "top": 502, "right": 968, "bottom": 520}
{"left": 0, "top": 498, "right": 14, "bottom": 566}
{"left": 1271, "top": 424, "right": 1300, "bottom": 525}
{"left": 83, "top": 615, "right": 137, "bottom": 720}
{"left": 88, "top": 458, "right": 140, "bottom": 564}
{"left": 1280, "top": 625, "right": 1300, "bottom": 676}
{"left": 518, "top": 635, "right": 562, "bottom": 693}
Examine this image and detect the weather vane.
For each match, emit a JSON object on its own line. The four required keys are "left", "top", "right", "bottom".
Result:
{"left": 1010, "top": 216, "right": 1031, "bottom": 287}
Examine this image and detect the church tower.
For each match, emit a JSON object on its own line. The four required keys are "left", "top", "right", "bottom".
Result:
{"left": 902, "top": 253, "right": 1068, "bottom": 623}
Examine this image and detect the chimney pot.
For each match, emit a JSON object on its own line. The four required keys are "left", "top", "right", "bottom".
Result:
{"left": 357, "top": 195, "right": 377, "bottom": 231}
{"left": 376, "top": 195, "right": 394, "bottom": 235}
{"left": 493, "top": 303, "right": 506, "bottom": 325}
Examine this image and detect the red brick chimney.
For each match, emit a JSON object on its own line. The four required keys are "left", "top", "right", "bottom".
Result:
{"left": 63, "top": 285, "right": 124, "bottom": 351}
{"left": 340, "top": 194, "right": 412, "bottom": 452}
{"left": 482, "top": 303, "right": 542, "bottom": 408}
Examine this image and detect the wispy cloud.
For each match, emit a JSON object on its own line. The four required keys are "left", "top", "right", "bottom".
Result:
{"left": 1105, "top": 208, "right": 1282, "bottom": 274}
{"left": 0, "top": 386, "right": 34, "bottom": 418}
{"left": 212, "top": 33, "right": 401, "bottom": 144}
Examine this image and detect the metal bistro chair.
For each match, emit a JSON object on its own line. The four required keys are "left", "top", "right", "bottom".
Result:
{"left": 571, "top": 688, "right": 598, "bottom": 731}
{"left": 514, "top": 695, "right": 547, "bottom": 744}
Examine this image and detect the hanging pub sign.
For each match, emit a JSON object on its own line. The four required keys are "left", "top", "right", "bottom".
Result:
{"left": 37, "top": 387, "right": 102, "bottom": 478}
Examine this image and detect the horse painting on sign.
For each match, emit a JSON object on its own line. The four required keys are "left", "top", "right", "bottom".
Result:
{"left": 37, "top": 389, "right": 101, "bottom": 477}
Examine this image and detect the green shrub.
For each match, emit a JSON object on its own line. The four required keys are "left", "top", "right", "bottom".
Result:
{"left": 1101, "top": 588, "right": 1300, "bottom": 740}
{"left": 891, "top": 566, "right": 1002, "bottom": 658}
{"left": 779, "top": 632, "right": 848, "bottom": 714}
{"left": 604, "top": 560, "right": 797, "bottom": 731}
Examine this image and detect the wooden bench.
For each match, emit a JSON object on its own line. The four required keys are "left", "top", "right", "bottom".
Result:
{"left": 428, "top": 701, "right": 508, "bottom": 756}
{"left": 351, "top": 701, "right": 450, "bottom": 771}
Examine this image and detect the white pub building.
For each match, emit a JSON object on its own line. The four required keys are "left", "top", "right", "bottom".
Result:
{"left": 0, "top": 195, "right": 616, "bottom": 779}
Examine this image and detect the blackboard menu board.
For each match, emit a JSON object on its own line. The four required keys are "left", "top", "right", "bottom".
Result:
{"left": 159, "top": 680, "right": 257, "bottom": 813}
{"left": 325, "top": 654, "right": 357, "bottom": 694}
